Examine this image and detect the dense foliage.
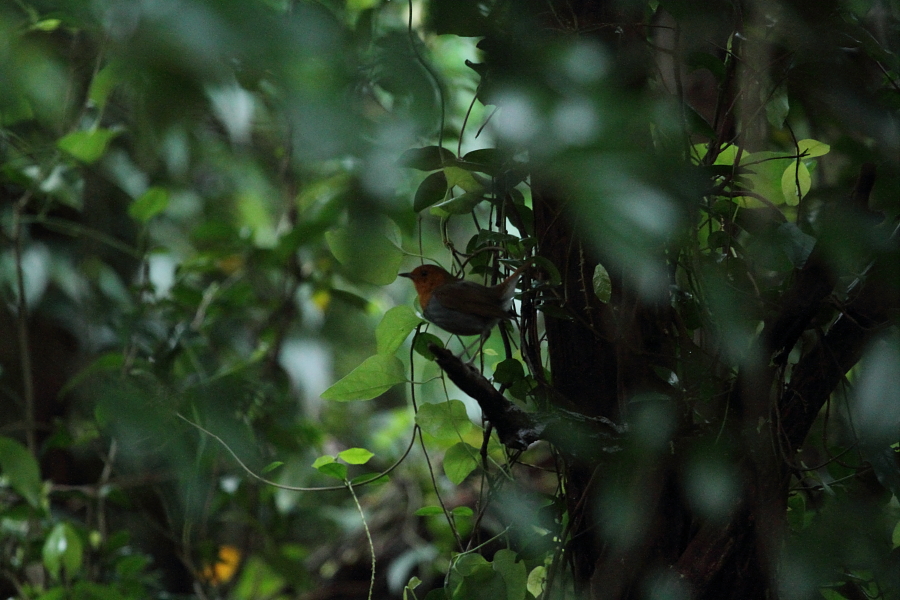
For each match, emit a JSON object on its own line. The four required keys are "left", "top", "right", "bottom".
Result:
{"left": 1, "top": 1, "right": 899, "bottom": 599}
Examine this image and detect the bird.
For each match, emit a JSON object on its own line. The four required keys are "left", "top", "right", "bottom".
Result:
{"left": 398, "top": 264, "right": 524, "bottom": 338}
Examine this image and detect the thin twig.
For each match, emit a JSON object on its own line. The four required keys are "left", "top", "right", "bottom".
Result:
{"left": 12, "top": 192, "right": 35, "bottom": 455}
{"left": 177, "top": 412, "right": 417, "bottom": 492}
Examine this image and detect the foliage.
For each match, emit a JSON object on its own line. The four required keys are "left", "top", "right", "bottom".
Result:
{"left": 1, "top": 0, "right": 899, "bottom": 599}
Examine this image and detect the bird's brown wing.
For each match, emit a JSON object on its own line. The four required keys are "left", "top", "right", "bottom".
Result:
{"left": 431, "top": 281, "right": 511, "bottom": 319}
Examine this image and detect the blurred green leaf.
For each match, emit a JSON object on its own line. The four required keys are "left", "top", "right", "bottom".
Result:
{"left": 30, "top": 19, "right": 62, "bottom": 31}
{"left": 43, "top": 523, "right": 83, "bottom": 580}
{"left": 326, "top": 219, "right": 405, "bottom": 285}
{"left": 321, "top": 354, "right": 406, "bottom": 401}
{"left": 415, "top": 506, "right": 445, "bottom": 516}
{"left": 88, "top": 61, "right": 121, "bottom": 109}
{"left": 34, "top": 587, "right": 67, "bottom": 600}
{"left": 350, "top": 472, "right": 389, "bottom": 485}
{"left": 129, "top": 187, "right": 170, "bottom": 222}
{"left": 57, "top": 129, "right": 119, "bottom": 164}
{"left": 0, "top": 436, "right": 43, "bottom": 508}
{"left": 233, "top": 555, "right": 287, "bottom": 598}
{"left": 261, "top": 461, "right": 283, "bottom": 474}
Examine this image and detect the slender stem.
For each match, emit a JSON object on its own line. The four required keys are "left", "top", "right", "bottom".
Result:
{"left": 12, "top": 193, "right": 36, "bottom": 455}
{"left": 347, "top": 480, "right": 376, "bottom": 600}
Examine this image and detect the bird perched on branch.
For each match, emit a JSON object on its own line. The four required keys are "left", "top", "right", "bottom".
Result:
{"left": 399, "top": 264, "right": 524, "bottom": 338}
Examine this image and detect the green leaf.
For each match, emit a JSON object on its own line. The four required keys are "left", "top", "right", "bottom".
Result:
{"left": 780, "top": 161, "right": 810, "bottom": 206}
{"left": 458, "top": 148, "right": 505, "bottom": 175}
{"left": 320, "top": 354, "right": 406, "bottom": 401}
{"left": 413, "top": 332, "right": 444, "bottom": 360}
{"left": 493, "top": 358, "right": 524, "bottom": 386}
{"left": 736, "top": 151, "right": 791, "bottom": 207}
{"left": 398, "top": 146, "right": 455, "bottom": 170}
{"left": 592, "top": 263, "right": 612, "bottom": 303}
{"left": 311, "top": 455, "right": 336, "bottom": 469}
{"left": 453, "top": 553, "right": 490, "bottom": 577}
{"left": 43, "top": 523, "right": 83, "bottom": 580}
{"left": 526, "top": 566, "right": 546, "bottom": 599}
{"left": 451, "top": 506, "right": 473, "bottom": 517}
{"left": 712, "top": 144, "right": 739, "bottom": 166}
{"left": 0, "top": 436, "right": 43, "bottom": 508}
{"left": 377, "top": 306, "right": 423, "bottom": 355}
{"left": 129, "top": 187, "right": 170, "bottom": 222}
{"left": 317, "top": 462, "right": 348, "bottom": 480}
{"left": 57, "top": 128, "right": 119, "bottom": 164}
{"left": 797, "top": 139, "right": 830, "bottom": 158}
{"left": 431, "top": 191, "right": 485, "bottom": 216}
{"left": 492, "top": 549, "right": 526, "bottom": 600}
{"left": 416, "top": 400, "right": 474, "bottom": 439}
{"left": 449, "top": 553, "right": 505, "bottom": 599}
{"left": 261, "top": 461, "right": 283, "bottom": 474}
{"left": 414, "top": 171, "right": 449, "bottom": 212}
{"left": 88, "top": 62, "right": 121, "bottom": 110}
{"left": 443, "top": 166, "right": 482, "bottom": 193}
{"left": 338, "top": 447, "right": 374, "bottom": 465}
{"left": 443, "top": 442, "right": 478, "bottom": 485}
{"left": 415, "top": 506, "right": 445, "bottom": 516}
{"left": 31, "top": 18, "right": 62, "bottom": 31}
{"left": 312, "top": 456, "right": 348, "bottom": 480}
{"left": 325, "top": 218, "right": 405, "bottom": 286}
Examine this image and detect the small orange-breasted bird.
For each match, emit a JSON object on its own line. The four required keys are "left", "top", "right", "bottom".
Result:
{"left": 399, "top": 264, "right": 524, "bottom": 337}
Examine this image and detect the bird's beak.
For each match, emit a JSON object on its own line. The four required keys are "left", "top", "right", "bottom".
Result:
{"left": 398, "top": 272, "right": 412, "bottom": 279}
